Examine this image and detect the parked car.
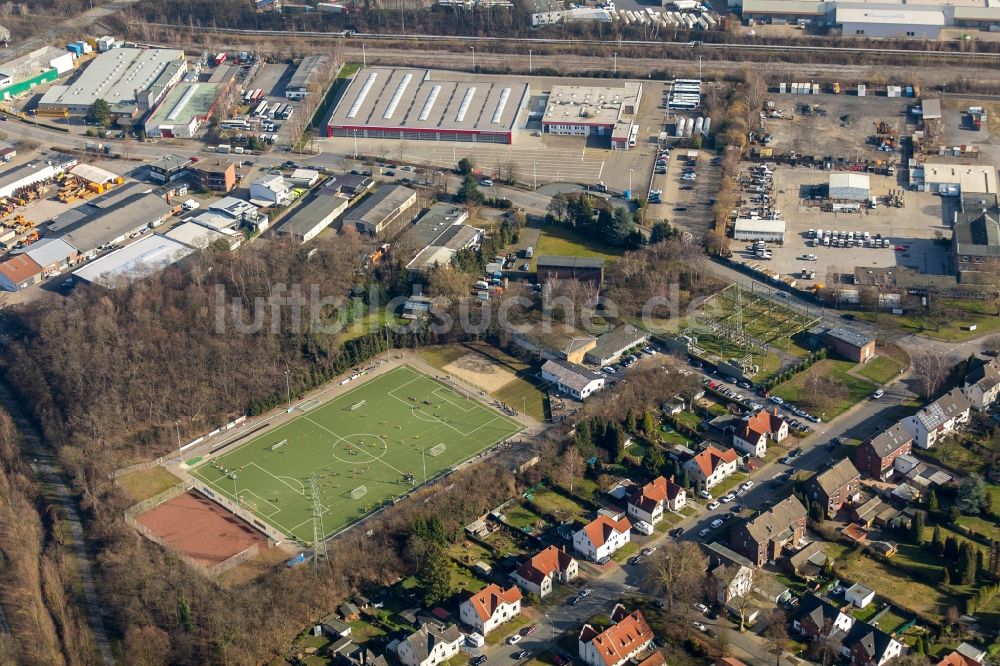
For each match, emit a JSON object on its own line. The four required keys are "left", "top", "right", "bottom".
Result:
{"left": 521, "top": 625, "right": 537, "bottom": 636}
{"left": 694, "top": 603, "right": 709, "bottom": 614}
{"left": 699, "top": 490, "right": 712, "bottom": 500}
{"left": 698, "top": 528, "right": 710, "bottom": 538}
{"left": 710, "top": 518, "right": 723, "bottom": 528}
{"left": 788, "top": 448, "right": 802, "bottom": 458}
{"left": 741, "top": 480, "right": 754, "bottom": 490}
{"left": 693, "top": 621, "right": 707, "bottom": 632}
{"left": 578, "top": 588, "right": 592, "bottom": 598}
{"left": 872, "top": 389, "right": 885, "bottom": 399}
{"left": 512, "top": 651, "right": 531, "bottom": 661}
{"left": 770, "top": 396, "right": 784, "bottom": 405}
{"left": 567, "top": 596, "right": 581, "bottom": 606}
{"left": 507, "top": 635, "right": 522, "bottom": 645}
{"left": 722, "top": 493, "right": 736, "bottom": 503}
{"left": 707, "top": 501, "right": 720, "bottom": 510}
{"left": 472, "top": 657, "right": 488, "bottom": 666}
{"left": 669, "top": 527, "right": 684, "bottom": 537}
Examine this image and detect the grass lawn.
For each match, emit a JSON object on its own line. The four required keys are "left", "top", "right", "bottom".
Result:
{"left": 612, "top": 541, "right": 640, "bottom": 563}
{"left": 918, "top": 438, "right": 984, "bottom": 476}
{"left": 493, "top": 378, "right": 548, "bottom": 422}
{"left": 348, "top": 618, "right": 388, "bottom": 644}
{"left": 529, "top": 489, "right": 589, "bottom": 522}
{"left": 770, "top": 359, "right": 874, "bottom": 419}
{"left": 418, "top": 345, "right": 470, "bottom": 370}
{"left": 855, "top": 299, "right": 1000, "bottom": 342}
{"left": 955, "top": 514, "right": 1000, "bottom": 542}
{"left": 661, "top": 430, "right": 692, "bottom": 447}
{"left": 856, "top": 355, "right": 905, "bottom": 385}
{"left": 532, "top": 224, "right": 624, "bottom": 269}
{"left": 452, "top": 562, "right": 487, "bottom": 596}
{"left": 338, "top": 309, "right": 405, "bottom": 343}
{"left": 836, "top": 550, "right": 960, "bottom": 620}
{"left": 191, "top": 365, "right": 521, "bottom": 543}
{"left": 448, "top": 539, "right": 494, "bottom": 567}
{"left": 871, "top": 607, "right": 909, "bottom": 634}
{"left": 116, "top": 467, "right": 182, "bottom": 502}
{"left": 675, "top": 411, "right": 702, "bottom": 430}
{"left": 709, "top": 472, "right": 748, "bottom": 498}
{"left": 485, "top": 614, "right": 533, "bottom": 645}
{"left": 483, "top": 530, "right": 528, "bottom": 558}
{"left": 504, "top": 505, "right": 546, "bottom": 532}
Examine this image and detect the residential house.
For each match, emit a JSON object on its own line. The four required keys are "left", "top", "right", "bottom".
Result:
{"left": 541, "top": 359, "right": 605, "bottom": 400}
{"left": 901, "top": 388, "right": 971, "bottom": 448}
{"left": 512, "top": 546, "right": 578, "bottom": 598}
{"left": 249, "top": 174, "right": 291, "bottom": 206}
{"left": 804, "top": 458, "right": 861, "bottom": 518}
{"left": 573, "top": 514, "right": 631, "bottom": 562}
{"left": 730, "top": 496, "right": 807, "bottom": 566}
{"left": 704, "top": 543, "right": 755, "bottom": 604}
{"left": 684, "top": 445, "right": 739, "bottom": 490}
{"left": 844, "top": 622, "right": 904, "bottom": 666}
{"left": 937, "top": 650, "right": 984, "bottom": 666}
{"left": 956, "top": 644, "right": 988, "bottom": 664}
{"left": 458, "top": 584, "right": 522, "bottom": 636}
{"left": 786, "top": 542, "right": 829, "bottom": 580}
{"left": 793, "top": 594, "right": 855, "bottom": 640}
{"left": 963, "top": 357, "right": 1000, "bottom": 411}
{"left": 577, "top": 605, "right": 654, "bottom": 666}
{"left": 626, "top": 476, "right": 685, "bottom": 526}
{"left": 396, "top": 622, "right": 463, "bottom": 666}
{"left": 733, "top": 409, "right": 788, "bottom": 457}
{"left": 850, "top": 496, "right": 884, "bottom": 529}
{"left": 191, "top": 158, "right": 237, "bottom": 193}
{"left": 855, "top": 423, "right": 913, "bottom": 480}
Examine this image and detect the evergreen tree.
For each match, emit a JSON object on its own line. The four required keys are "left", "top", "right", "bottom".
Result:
{"left": 810, "top": 501, "right": 825, "bottom": 524}
{"left": 417, "top": 542, "right": 452, "bottom": 605}
{"left": 977, "top": 549, "right": 986, "bottom": 578}
{"left": 455, "top": 175, "right": 484, "bottom": 205}
{"left": 649, "top": 221, "right": 673, "bottom": 244}
{"left": 957, "top": 474, "right": 989, "bottom": 515}
{"left": 678, "top": 465, "right": 690, "bottom": 488}
{"left": 641, "top": 411, "right": 657, "bottom": 435}
{"left": 959, "top": 543, "right": 977, "bottom": 585}
{"left": 928, "top": 488, "right": 940, "bottom": 515}
{"left": 625, "top": 409, "right": 637, "bottom": 434}
{"left": 86, "top": 98, "right": 111, "bottom": 127}
{"left": 942, "top": 565, "right": 951, "bottom": 585}
{"left": 932, "top": 526, "right": 944, "bottom": 556}
{"left": 643, "top": 446, "right": 666, "bottom": 480}
{"left": 612, "top": 424, "right": 627, "bottom": 463}
{"left": 911, "top": 512, "right": 926, "bottom": 545}
{"left": 945, "top": 536, "right": 960, "bottom": 561}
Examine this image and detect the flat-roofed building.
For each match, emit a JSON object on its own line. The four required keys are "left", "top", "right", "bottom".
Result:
{"left": 915, "top": 163, "right": 997, "bottom": 196}
{"left": 400, "top": 203, "right": 480, "bottom": 271}
{"left": 835, "top": 6, "right": 944, "bottom": 37}
{"left": 144, "top": 82, "right": 225, "bottom": 139}
{"left": 326, "top": 67, "right": 529, "bottom": 145}
{"left": 274, "top": 192, "right": 350, "bottom": 243}
{"left": 953, "top": 194, "right": 1000, "bottom": 284}
{"left": 536, "top": 256, "right": 605, "bottom": 286}
{"left": 37, "top": 48, "right": 185, "bottom": 118}
{"left": 58, "top": 191, "right": 175, "bottom": 255}
{"left": 147, "top": 154, "right": 192, "bottom": 183}
{"left": 342, "top": 185, "right": 417, "bottom": 236}
{"left": 73, "top": 234, "right": 194, "bottom": 287}
{"left": 191, "top": 158, "right": 237, "bottom": 193}
{"left": 164, "top": 221, "right": 241, "bottom": 251}
{"left": 733, "top": 218, "right": 786, "bottom": 242}
{"left": 542, "top": 82, "right": 642, "bottom": 137}
{"left": 0, "top": 46, "right": 74, "bottom": 102}
{"left": 286, "top": 55, "right": 330, "bottom": 100}
{"left": 829, "top": 173, "right": 870, "bottom": 201}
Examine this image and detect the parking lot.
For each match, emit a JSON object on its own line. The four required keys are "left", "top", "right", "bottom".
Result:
{"left": 742, "top": 167, "right": 953, "bottom": 287}
{"left": 245, "top": 63, "right": 302, "bottom": 147}
{"left": 646, "top": 144, "right": 720, "bottom": 236}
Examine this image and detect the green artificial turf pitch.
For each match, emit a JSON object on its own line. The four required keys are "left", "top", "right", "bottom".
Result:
{"left": 190, "top": 365, "right": 522, "bottom": 543}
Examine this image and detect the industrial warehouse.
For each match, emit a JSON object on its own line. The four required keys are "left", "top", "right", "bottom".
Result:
{"left": 542, "top": 82, "right": 643, "bottom": 140}
{"left": 325, "top": 67, "right": 530, "bottom": 144}
{"left": 37, "top": 47, "right": 185, "bottom": 117}
{"left": 143, "top": 82, "right": 228, "bottom": 139}
{"left": 737, "top": 0, "right": 1000, "bottom": 35}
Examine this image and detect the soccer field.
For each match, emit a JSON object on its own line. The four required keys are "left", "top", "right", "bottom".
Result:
{"left": 190, "top": 365, "right": 522, "bottom": 544}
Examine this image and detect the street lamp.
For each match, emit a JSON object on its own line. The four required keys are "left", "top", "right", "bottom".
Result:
{"left": 613, "top": 52, "right": 617, "bottom": 75}
{"left": 285, "top": 369, "right": 292, "bottom": 411}
{"left": 362, "top": 43, "right": 367, "bottom": 68}
{"left": 533, "top": 161, "right": 537, "bottom": 190}
{"left": 471, "top": 46, "right": 476, "bottom": 70}
{"left": 528, "top": 49, "right": 532, "bottom": 75}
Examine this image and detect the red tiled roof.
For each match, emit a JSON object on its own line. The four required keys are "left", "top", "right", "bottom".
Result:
{"left": 465, "top": 584, "right": 521, "bottom": 622}
{"left": 582, "top": 514, "right": 632, "bottom": 549}
{"left": 516, "top": 546, "right": 574, "bottom": 585}
{"left": 740, "top": 409, "right": 785, "bottom": 440}
{"left": 628, "top": 477, "right": 667, "bottom": 514}
{"left": 0, "top": 254, "right": 41, "bottom": 285}
{"left": 579, "top": 609, "right": 654, "bottom": 666}
{"left": 937, "top": 651, "right": 981, "bottom": 666}
{"left": 690, "top": 445, "right": 738, "bottom": 478}
{"left": 636, "top": 652, "right": 665, "bottom": 666}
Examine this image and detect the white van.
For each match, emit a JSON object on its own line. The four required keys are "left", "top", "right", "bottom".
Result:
{"left": 633, "top": 520, "right": 654, "bottom": 536}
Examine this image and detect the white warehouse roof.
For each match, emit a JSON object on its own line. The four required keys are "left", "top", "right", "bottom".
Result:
{"left": 73, "top": 234, "right": 193, "bottom": 287}
{"left": 734, "top": 218, "right": 786, "bottom": 233}
{"left": 835, "top": 7, "right": 945, "bottom": 25}
{"left": 70, "top": 163, "right": 119, "bottom": 185}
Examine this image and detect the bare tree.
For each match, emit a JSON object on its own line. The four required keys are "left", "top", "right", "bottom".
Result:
{"left": 641, "top": 542, "right": 707, "bottom": 614}
{"left": 742, "top": 68, "right": 768, "bottom": 129}
{"left": 913, "top": 349, "right": 950, "bottom": 399}
{"left": 810, "top": 623, "right": 844, "bottom": 666}
{"left": 559, "top": 445, "right": 584, "bottom": 493}
{"left": 762, "top": 608, "right": 791, "bottom": 666}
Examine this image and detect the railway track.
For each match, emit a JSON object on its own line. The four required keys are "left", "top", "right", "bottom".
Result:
{"left": 145, "top": 23, "right": 1000, "bottom": 63}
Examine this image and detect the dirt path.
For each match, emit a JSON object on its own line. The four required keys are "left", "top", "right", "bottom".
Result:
{"left": 0, "top": 381, "right": 114, "bottom": 665}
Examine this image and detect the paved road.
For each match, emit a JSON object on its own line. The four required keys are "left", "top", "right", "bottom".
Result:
{"left": 0, "top": 381, "right": 114, "bottom": 665}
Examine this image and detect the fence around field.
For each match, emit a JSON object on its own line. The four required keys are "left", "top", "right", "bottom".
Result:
{"left": 125, "top": 483, "right": 271, "bottom": 576}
